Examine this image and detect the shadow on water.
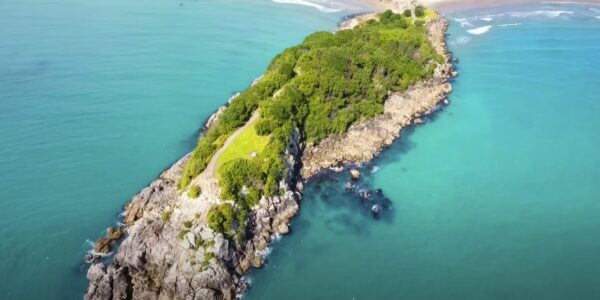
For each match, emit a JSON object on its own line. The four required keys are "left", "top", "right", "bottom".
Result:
{"left": 291, "top": 99, "right": 453, "bottom": 238}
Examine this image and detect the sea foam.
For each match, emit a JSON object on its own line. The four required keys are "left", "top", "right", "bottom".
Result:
{"left": 454, "top": 18, "right": 473, "bottom": 28}
{"left": 272, "top": 0, "right": 341, "bottom": 13}
{"left": 467, "top": 25, "right": 493, "bottom": 35}
{"left": 499, "top": 23, "right": 522, "bottom": 27}
{"left": 508, "top": 10, "right": 574, "bottom": 18}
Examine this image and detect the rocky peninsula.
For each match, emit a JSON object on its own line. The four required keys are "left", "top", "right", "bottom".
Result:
{"left": 85, "top": 3, "right": 455, "bottom": 299}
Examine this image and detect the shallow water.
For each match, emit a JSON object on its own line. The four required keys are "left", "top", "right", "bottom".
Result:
{"left": 246, "top": 3, "right": 600, "bottom": 299}
{"left": 0, "top": 0, "right": 356, "bottom": 298}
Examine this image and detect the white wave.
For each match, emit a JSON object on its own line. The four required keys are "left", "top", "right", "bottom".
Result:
{"left": 454, "top": 18, "right": 473, "bottom": 28}
{"left": 591, "top": 8, "right": 600, "bottom": 13}
{"left": 370, "top": 166, "right": 380, "bottom": 174}
{"left": 508, "top": 10, "right": 574, "bottom": 18}
{"left": 451, "top": 36, "right": 472, "bottom": 45}
{"left": 467, "top": 25, "right": 493, "bottom": 35}
{"left": 480, "top": 17, "right": 494, "bottom": 22}
{"left": 499, "top": 23, "right": 522, "bottom": 27}
{"left": 596, "top": 16, "right": 600, "bottom": 19}
{"left": 272, "top": 0, "right": 341, "bottom": 13}
{"left": 541, "top": 1, "right": 582, "bottom": 4}
{"left": 256, "top": 246, "right": 272, "bottom": 258}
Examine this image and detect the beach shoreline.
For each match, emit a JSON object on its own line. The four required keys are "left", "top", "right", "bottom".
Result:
{"left": 367, "top": 0, "right": 600, "bottom": 12}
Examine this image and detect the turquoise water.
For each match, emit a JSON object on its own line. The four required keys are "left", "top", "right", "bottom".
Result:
{"left": 2, "top": 0, "right": 600, "bottom": 299}
{"left": 246, "top": 3, "right": 600, "bottom": 300}
{"left": 0, "top": 0, "right": 354, "bottom": 298}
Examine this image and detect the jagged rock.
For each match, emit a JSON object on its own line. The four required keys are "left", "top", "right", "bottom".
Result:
{"left": 350, "top": 169, "right": 361, "bottom": 180}
{"left": 255, "top": 237, "right": 268, "bottom": 252}
{"left": 213, "top": 234, "right": 229, "bottom": 259}
{"left": 414, "top": 117, "right": 423, "bottom": 125}
{"left": 251, "top": 256, "right": 262, "bottom": 268}
{"left": 93, "top": 227, "right": 123, "bottom": 254}
{"left": 277, "top": 223, "right": 289, "bottom": 235}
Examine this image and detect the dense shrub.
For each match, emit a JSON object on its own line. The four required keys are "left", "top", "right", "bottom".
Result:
{"left": 188, "top": 185, "right": 201, "bottom": 198}
{"left": 184, "top": 11, "right": 441, "bottom": 238}
{"left": 403, "top": 9, "right": 412, "bottom": 17}
{"left": 415, "top": 5, "right": 426, "bottom": 17}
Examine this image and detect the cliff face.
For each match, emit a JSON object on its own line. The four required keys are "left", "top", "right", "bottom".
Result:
{"left": 85, "top": 11, "right": 454, "bottom": 300}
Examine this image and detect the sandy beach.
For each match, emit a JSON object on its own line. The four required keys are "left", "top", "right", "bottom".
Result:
{"left": 368, "top": 0, "right": 600, "bottom": 12}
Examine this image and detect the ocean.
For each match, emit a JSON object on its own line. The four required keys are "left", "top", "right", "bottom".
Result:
{"left": 245, "top": 2, "right": 600, "bottom": 300}
{"left": 0, "top": 0, "right": 355, "bottom": 298}
{"left": 1, "top": 0, "right": 599, "bottom": 299}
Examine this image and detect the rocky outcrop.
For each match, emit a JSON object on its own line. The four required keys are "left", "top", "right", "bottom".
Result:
{"left": 86, "top": 125, "right": 303, "bottom": 300}
{"left": 86, "top": 9, "right": 453, "bottom": 300}
{"left": 301, "top": 15, "right": 454, "bottom": 179}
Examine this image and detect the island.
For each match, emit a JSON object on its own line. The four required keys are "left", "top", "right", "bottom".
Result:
{"left": 85, "top": 3, "right": 455, "bottom": 299}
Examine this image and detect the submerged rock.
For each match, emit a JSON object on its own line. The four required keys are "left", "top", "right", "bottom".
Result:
{"left": 350, "top": 169, "right": 361, "bottom": 180}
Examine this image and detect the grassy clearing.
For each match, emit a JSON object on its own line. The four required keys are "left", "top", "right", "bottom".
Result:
{"left": 215, "top": 116, "right": 269, "bottom": 174}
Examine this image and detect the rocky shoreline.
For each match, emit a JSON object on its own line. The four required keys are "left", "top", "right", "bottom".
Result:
{"left": 85, "top": 6, "right": 455, "bottom": 300}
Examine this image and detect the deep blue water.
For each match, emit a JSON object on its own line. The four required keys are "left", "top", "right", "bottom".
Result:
{"left": 2, "top": 0, "right": 600, "bottom": 299}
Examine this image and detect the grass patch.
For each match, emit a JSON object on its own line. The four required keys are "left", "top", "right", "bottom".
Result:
{"left": 188, "top": 185, "right": 201, "bottom": 199}
{"left": 215, "top": 116, "right": 270, "bottom": 173}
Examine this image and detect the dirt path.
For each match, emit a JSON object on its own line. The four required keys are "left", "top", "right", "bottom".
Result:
{"left": 205, "top": 110, "right": 260, "bottom": 178}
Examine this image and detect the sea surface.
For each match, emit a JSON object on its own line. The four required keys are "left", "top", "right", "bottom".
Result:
{"left": 246, "top": 2, "right": 600, "bottom": 300}
{"left": 1, "top": 0, "right": 600, "bottom": 299}
{"left": 0, "top": 0, "right": 359, "bottom": 298}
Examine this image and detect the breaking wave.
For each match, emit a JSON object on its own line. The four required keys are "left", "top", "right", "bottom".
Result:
{"left": 499, "top": 23, "right": 522, "bottom": 27}
{"left": 467, "top": 25, "right": 493, "bottom": 35}
{"left": 272, "top": 0, "right": 341, "bottom": 13}
{"left": 454, "top": 18, "right": 474, "bottom": 28}
{"left": 451, "top": 36, "right": 472, "bottom": 45}
{"left": 370, "top": 166, "right": 380, "bottom": 174}
{"left": 507, "top": 10, "right": 574, "bottom": 18}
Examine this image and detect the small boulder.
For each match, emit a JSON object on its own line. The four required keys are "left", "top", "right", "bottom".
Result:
{"left": 414, "top": 118, "right": 423, "bottom": 125}
{"left": 350, "top": 169, "right": 361, "bottom": 180}
{"left": 277, "top": 223, "right": 289, "bottom": 235}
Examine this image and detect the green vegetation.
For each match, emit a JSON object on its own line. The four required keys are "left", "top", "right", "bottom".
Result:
{"left": 188, "top": 185, "right": 201, "bottom": 198}
{"left": 178, "top": 229, "right": 190, "bottom": 240}
{"left": 182, "top": 11, "right": 441, "bottom": 240}
{"left": 415, "top": 5, "right": 426, "bottom": 17}
{"left": 403, "top": 9, "right": 412, "bottom": 17}
{"left": 201, "top": 251, "right": 215, "bottom": 269}
{"left": 161, "top": 210, "right": 172, "bottom": 222}
{"left": 183, "top": 220, "right": 193, "bottom": 228}
{"left": 215, "top": 115, "right": 270, "bottom": 173}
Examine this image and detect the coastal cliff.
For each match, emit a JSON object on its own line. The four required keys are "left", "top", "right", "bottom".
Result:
{"left": 85, "top": 6, "right": 455, "bottom": 300}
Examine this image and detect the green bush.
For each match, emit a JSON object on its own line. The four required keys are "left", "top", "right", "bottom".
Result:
{"left": 178, "top": 229, "right": 189, "bottom": 240}
{"left": 403, "top": 9, "right": 412, "bottom": 17}
{"left": 415, "top": 5, "right": 426, "bottom": 17}
{"left": 161, "top": 210, "right": 172, "bottom": 222}
{"left": 188, "top": 185, "right": 201, "bottom": 199}
{"left": 183, "top": 220, "right": 193, "bottom": 228}
{"left": 182, "top": 11, "right": 441, "bottom": 241}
